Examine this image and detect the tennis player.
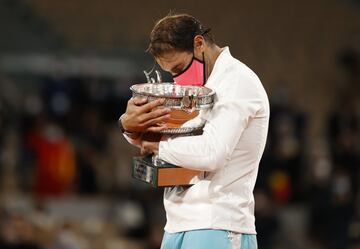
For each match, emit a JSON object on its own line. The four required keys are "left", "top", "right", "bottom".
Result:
{"left": 119, "top": 13, "right": 269, "bottom": 249}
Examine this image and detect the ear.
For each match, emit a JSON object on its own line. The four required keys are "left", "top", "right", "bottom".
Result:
{"left": 193, "top": 35, "right": 205, "bottom": 53}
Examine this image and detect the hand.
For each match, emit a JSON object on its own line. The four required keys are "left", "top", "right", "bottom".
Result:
{"left": 120, "top": 97, "right": 171, "bottom": 133}
{"left": 140, "top": 133, "right": 167, "bottom": 155}
{"left": 141, "top": 140, "right": 160, "bottom": 155}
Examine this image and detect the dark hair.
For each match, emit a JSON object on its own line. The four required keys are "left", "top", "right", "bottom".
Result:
{"left": 147, "top": 14, "right": 214, "bottom": 57}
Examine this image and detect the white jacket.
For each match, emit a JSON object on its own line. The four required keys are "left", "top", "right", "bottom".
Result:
{"left": 158, "top": 47, "right": 270, "bottom": 234}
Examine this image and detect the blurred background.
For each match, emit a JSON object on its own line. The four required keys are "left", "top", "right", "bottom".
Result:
{"left": 0, "top": 0, "right": 359, "bottom": 248}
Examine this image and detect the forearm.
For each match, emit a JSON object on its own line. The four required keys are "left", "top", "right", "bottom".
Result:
{"left": 158, "top": 99, "right": 261, "bottom": 171}
{"left": 159, "top": 132, "right": 228, "bottom": 171}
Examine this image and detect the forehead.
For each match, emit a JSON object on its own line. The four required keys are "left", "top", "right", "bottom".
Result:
{"left": 155, "top": 50, "right": 192, "bottom": 72}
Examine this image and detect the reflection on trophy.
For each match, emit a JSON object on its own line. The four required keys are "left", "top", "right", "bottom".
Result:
{"left": 131, "top": 72, "right": 215, "bottom": 187}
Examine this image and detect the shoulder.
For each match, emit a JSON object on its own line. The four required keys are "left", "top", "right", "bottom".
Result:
{"left": 210, "top": 50, "right": 269, "bottom": 114}
{"left": 217, "top": 57, "right": 264, "bottom": 98}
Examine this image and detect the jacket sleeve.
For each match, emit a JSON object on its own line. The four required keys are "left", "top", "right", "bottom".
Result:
{"left": 159, "top": 76, "right": 264, "bottom": 171}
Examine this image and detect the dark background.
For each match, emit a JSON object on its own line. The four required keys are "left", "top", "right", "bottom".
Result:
{"left": 0, "top": 0, "right": 359, "bottom": 248}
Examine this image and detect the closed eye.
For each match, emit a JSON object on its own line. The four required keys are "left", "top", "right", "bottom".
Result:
{"left": 171, "top": 64, "right": 184, "bottom": 75}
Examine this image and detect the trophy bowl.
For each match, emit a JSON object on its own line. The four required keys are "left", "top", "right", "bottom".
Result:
{"left": 130, "top": 83, "right": 215, "bottom": 134}
{"left": 130, "top": 82, "right": 215, "bottom": 187}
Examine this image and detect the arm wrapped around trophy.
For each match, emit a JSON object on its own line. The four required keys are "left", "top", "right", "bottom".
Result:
{"left": 126, "top": 82, "right": 215, "bottom": 187}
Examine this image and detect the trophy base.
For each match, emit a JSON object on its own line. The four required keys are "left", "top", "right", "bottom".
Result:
{"left": 132, "top": 156, "right": 200, "bottom": 187}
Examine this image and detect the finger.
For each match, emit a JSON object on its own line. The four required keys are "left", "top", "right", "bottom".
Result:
{"left": 140, "top": 142, "right": 152, "bottom": 155}
{"left": 147, "top": 124, "right": 168, "bottom": 133}
{"left": 140, "top": 141, "right": 148, "bottom": 154}
{"left": 132, "top": 97, "right": 148, "bottom": 106}
{"left": 140, "top": 108, "right": 171, "bottom": 123}
{"left": 142, "top": 141, "right": 159, "bottom": 154}
{"left": 140, "top": 147, "right": 150, "bottom": 156}
{"left": 140, "top": 98, "right": 167, "bottom": 113}
{"left": 143, "top": 114, "right": 170, "bottom": 127}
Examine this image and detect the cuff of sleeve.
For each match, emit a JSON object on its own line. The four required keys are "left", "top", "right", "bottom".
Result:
{"left": 159, "top": 140, "right": 175, "bottom": 164}
{"left": 158, "top": 140, "right": 167, "bottom": 160}
{"left": 123, "top": 133, "right": 142, "bottom": 148}
{"left": 159, "top": 139, "right": 180, "bottom": 166}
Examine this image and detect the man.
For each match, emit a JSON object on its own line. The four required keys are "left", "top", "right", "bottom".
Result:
{"left": 119, "top": 13, "right": 269, "bottom": 249}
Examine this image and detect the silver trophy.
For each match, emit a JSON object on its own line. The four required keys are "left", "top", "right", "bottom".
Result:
{"left": 131, "top": 70, "right": 215, "bottom": 187}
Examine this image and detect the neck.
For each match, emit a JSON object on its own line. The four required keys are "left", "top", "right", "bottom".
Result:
{"left": 204, "top": 44, "right": 222, "bottom": 80}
